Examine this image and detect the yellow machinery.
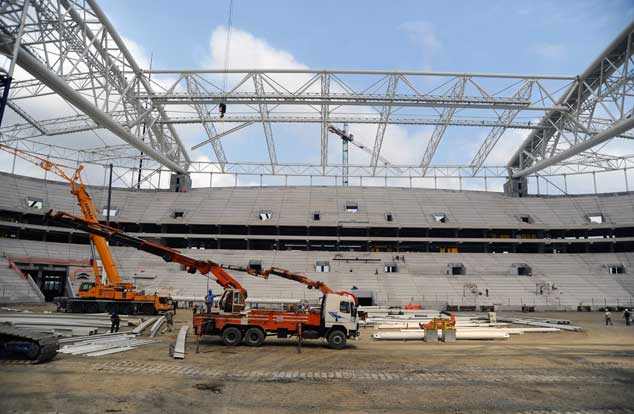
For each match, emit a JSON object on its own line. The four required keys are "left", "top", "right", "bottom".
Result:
{"left": 0, "top": 144, "right": 172, "bottom": 314}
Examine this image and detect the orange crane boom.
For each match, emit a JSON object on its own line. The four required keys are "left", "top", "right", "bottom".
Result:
{"left": 221, "top": 264, "right": 358, "bottom": 304}
{"left": 0, "top": 144, "right": 119, "bottom": 285}
{"left": 46, "top": 210, "right": 247, "bottom": 296}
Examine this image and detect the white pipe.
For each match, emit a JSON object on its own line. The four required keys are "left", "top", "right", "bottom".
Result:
{"left": 372, "top": 330, "right": 509, "bottom": 340}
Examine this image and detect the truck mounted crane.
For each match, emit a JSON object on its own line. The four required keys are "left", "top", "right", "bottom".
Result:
{"left": 0, "top": 144, "right": 172, "bottom": 314}
{"left": 46, "top": 210, "right": 360, "bottom": 349}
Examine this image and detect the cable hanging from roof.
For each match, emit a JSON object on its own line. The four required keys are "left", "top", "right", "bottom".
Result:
{"left": 219, "top": 0, "right": 234, "bottom": 120}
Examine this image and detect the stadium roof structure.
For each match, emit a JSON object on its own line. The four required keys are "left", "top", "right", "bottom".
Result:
{"left": 0, "top": 1, "right": 633, "bottom": 192}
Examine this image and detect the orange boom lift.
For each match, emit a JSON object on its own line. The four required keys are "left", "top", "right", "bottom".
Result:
{"left": 0, "top": 144, "right": 172, "bottom": 314}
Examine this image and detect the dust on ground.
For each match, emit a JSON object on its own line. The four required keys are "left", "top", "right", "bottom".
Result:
{"left": 1, "top": 307, "right": 633, "bottom": 413}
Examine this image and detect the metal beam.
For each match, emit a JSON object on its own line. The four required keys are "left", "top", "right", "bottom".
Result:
{"left": 191, "top": 122, "right": 254, "bottom": 151}
{"left": 320, "top": 73, "right": 330, "bottom": 172}
{"left": 512, "top": 115, "right": 634, "bottom": 177}
{"left": 508, "top": 22, "right": 634, "bottom": 172}
{"left": 470, "top": 80, "right": 534, "bottom": 173}
{"left": 0, "top": 34, "right": 187, "bottom": 174}
{"left": 82, "top": 0, "right": 190, "bottom": 166}
{"left": 253, "top": 73, "right": 277, "bottom": 166}
{"left": 185, "top": 76, "right": 226, "bottom": 168}
{"left": 370, "top": 75, "right": 398, "bottom": 170}
{"left": 420, "top": 78, "right": 466, "bottom": 174}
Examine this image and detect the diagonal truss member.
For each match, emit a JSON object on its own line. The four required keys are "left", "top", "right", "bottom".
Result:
{"left": 370, "top": 75, "right": 398, "bottom": 172}
{"left": 420, "top": 77, "right": 467, "bottom": 174}
{"left": 253, "top": 73, "right": 277, "bottom": 167}
{"left": 470, "top": 80, "right": 534, "bottom": 174}
{"left": 185, "top": 76, "right": 227, "bottom": 169}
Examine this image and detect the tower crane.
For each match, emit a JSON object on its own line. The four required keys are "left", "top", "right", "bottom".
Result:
{"left": 327, "top": 124, "right": 400, "bottom": 186}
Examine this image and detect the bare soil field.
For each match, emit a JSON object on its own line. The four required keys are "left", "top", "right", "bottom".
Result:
{"left": 1, "top": 307, "right": 633, "bottom": 413}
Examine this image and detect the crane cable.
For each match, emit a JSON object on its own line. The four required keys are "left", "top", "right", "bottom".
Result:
{"left": 222, "top": 0, "right": 234, "bottom": 94}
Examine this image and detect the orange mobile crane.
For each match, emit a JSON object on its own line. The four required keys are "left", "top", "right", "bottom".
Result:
{"left": 47, "top": 210, "right": 360, "bottom": 349}
{"left": 0, "top": 144, "right": 172, "bottom": 314}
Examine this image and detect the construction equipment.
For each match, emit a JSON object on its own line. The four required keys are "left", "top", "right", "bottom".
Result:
{"left": 0, "top": 144, "right": 172, "bottom": 314}
{"left": 47, "top": 210, "right": 360, "bottom": 349}
{"left": 0, "top": 324, "right": 59, "bottom": 363}
{"left": 420, "top": 311, "right": 456, "bottom": 331}
{"left": 328, "top": 124, "right": 400, "bottom": 186}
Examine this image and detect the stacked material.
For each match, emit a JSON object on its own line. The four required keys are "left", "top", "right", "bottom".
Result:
{"left": 58, "top": 334, "right": 159, "bottom": 356}
{"left": 373, "top": 330, "right": 511, "bottom": 340}
{"left": 362, "top": 307, "right": 576, "bottom": 341}
{"left": 495, "top": 316, "right": 582, "bottom": 332}
{"left": 0, "top": 312, "right": 141, "bottom": 337}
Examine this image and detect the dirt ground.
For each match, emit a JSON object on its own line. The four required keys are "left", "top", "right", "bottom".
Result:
{"left": 1, "top": 306, "right": 634, "bottom": 414}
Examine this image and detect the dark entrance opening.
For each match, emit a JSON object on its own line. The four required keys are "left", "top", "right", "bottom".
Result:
{"left": 16, "top": 263, "right": 68, "bottom": 302}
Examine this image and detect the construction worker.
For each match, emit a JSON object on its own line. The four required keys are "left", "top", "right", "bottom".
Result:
{"left": 110, "top": 311, "right": 120, "bottom": 333}
{"left": 605, "top": 309, "right": 613, "bottom": 326}
{"left": 624, "top": 309, "right": 631, "bottom": 326}
{"left": 166, "top": 308, "right": 175, "bottom": 332}
{"left": 205, "top": 288, "right": 214, "bottom": 313}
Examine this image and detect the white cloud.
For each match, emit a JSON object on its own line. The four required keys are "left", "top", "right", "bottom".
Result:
{"left": 529, "top": 43, "right": 566, "bottom": 61}
{"left": 121, "top": 36, "right": 152, "bottom": 69}
{"left": 481, "top": 129, "right": 530, "bottom": 166}
{"left": 200, "top": 26, "right": 430, "bottom": 169}
{"left": 399, "top": 21, "right": 442, "bottom": 70}
{"left": 206, "top": 26, "right": 308, "bottom": 70}
{"left": 399, "top": 21, "right": 442, "bottom": 51}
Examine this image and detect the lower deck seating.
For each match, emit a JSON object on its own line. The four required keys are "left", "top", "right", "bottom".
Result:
{"left": 1, "top": 238, "right": 633, "bottom": 309}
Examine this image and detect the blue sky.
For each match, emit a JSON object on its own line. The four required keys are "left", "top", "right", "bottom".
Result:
{"left": 95, "top": 1, "right": 634, "bottom": 191}
{"left": 103, "top": 0, "right": 633, "bottom": 74}
{"left": 4, "top": 1, "right": 632, "bottom": 192}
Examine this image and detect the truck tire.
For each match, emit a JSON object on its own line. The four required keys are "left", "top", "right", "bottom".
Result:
{"left": 244, "top": 327, "right": 265, "bottom": 347}
{"left": 222, "top": 327, "right": 243, "bottom": 346}
{"left": 85, "top": 302, "right": 99, "bottom": 314}
{"left": 327, "top": 330, "right": 347, "bottom": 350}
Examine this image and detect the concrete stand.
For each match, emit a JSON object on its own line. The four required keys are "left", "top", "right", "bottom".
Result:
{"left": 424, "top": 329, "right": 438, "bottom": 342}
{"left": 441, "top": 329, "right": 456, "bottom": 343}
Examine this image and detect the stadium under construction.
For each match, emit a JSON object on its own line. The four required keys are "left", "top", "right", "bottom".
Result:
{"left": 0, "top": 1, "right": 633, "bottom": 413}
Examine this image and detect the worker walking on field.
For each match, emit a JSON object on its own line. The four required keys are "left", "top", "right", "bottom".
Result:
{"left": 624, "top": 309, "right": 631, "bottom": 326}
{"left": 110, "top": 311, "right": 120, "bottom": 333}
{"left": 205, "top": 288, "right": 214, "bottom": 313}
{"left": 166, "top": 308, "right": 175, "bottom": 332}
{"left": 605, "top": 309, "right": 613, "bottom": 326}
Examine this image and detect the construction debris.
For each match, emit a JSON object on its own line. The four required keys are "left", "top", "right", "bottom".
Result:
{"left": 0, "top": 312, "right": 141, "bottom": 337}
{"left": 495, "top": 316, "right": 583, "bottom": 331}
{"left": 132, "top": 316, "right": 159, "bottom": 334}
{"left": 362, "top": 306, "right": 582, "bottom": 342}
{"left": 149, "top": 316, "right": 166, "bottom": 337}
{"left": 58, "top": 334, "right": 159, "bottom": 357}
{"left": 174, "top": 326, "right": 189, "bottom": 359}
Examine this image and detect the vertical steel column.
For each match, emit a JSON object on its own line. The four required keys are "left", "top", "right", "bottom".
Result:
{"left": 106, "top": 164, "right": 113, "bottom": 225}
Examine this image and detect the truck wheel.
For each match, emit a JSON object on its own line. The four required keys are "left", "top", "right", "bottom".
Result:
{"left": 222, "top": 327, "right": 243, "bottom": 346}
{"left": 327, "top": 330, "right": 347, "bottom": 349}
{"left": 141, "top": 303, "right": 155, "bottom": 315}
{"left": 85, "top": 302, "right": 99, "bottom": 314}
{"left": 244, "top": 327, "right": 265, "bottom": 347}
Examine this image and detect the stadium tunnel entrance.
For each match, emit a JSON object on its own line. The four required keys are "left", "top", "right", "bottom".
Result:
{"left": 14, "top": 262, "right": 68, "bottom": 302}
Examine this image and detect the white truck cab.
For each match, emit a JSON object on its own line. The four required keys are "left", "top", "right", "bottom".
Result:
{"left": 322, "top": 293, "right": 360, "bottom": 341}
